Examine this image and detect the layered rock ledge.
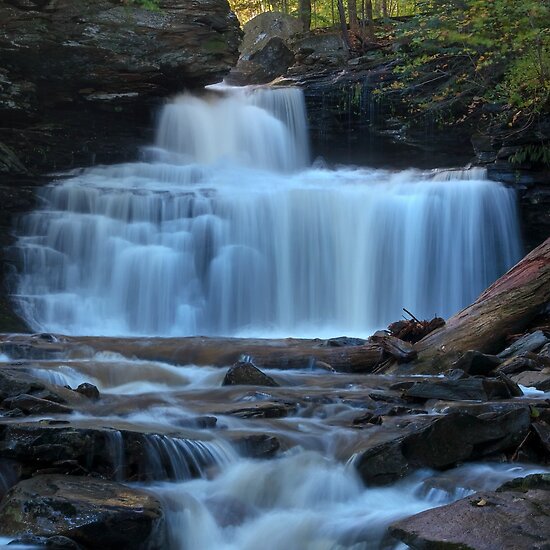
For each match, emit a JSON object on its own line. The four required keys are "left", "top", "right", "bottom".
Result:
{"left": 0, "top": 0, "right": 241, "bottom": 176}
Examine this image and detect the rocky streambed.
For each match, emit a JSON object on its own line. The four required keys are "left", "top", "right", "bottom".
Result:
{"left": 0, "top": 281, "right": 549, "bottom": 548}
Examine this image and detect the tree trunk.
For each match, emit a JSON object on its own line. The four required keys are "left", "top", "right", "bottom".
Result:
{"left": 0, "top": 334, "right": 386, "bottom": 373}
{"left": 336, "top": 0, "right": 351, "bottom": 50}
{"left": 298, "top": 0, "right": 311, "bottom": 31}
{"left": 348, "top": 0, "right": 360, "bottom": 33}
{"left": 364, "top": 0, "right": 375, "bottom": 40}
{"left": 396, "top": 238, "right": 550, "bottom": 373}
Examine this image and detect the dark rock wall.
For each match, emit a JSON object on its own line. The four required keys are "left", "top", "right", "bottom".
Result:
{"left": 0, "top": 0, "right": 241, "bottom": 176}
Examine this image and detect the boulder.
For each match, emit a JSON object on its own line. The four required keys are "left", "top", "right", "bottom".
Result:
{"left": 75, "top": 383, "right": 100, "bottom": 401}
{"left": 452, "top": 350, "right": 502, "bottom": 376}
{"left": 230, "top": 12, "right": 301, "bottom": 84}
{"left": 2, "top": 394, "right": 73, "bottom": 415}
{"left": 0, "top": 475, "right": 166, "bottom": 549}
{"left": 540, "top": 342, "right": 550, "bottom": 360}
{"left": 402, "top": 378, "right": 519, "bottom": 402}
{"left": 496, "top": 353, "right": 544, "bottom": 376}
{"left": 0, "top": 368, "right": 86, "bottom": 410}
{"left": 511, "top": 369, "right": 550, "bottom": 391}
{"left": 294, "top": 32, "right": 349, "bottom": 66}
{"left": 239, "top": 12, "right": 303, "bottom": 55}
{"left": 228, "top": 433, "right": 281, "bottom": 459}
{"left": 498, "top": 330, "right": 549, "bottom": 359}
{"left": 354, "top": 409, "right": 530, "bottom": 485}
{"left": 222, "top": 360, "right": 279, "bottom": 387}
{"left": 389, "top": 474, "right": 550, "bottom": 550}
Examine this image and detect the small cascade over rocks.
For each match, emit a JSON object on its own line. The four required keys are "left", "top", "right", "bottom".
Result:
{"left": 13, "top": 86, "right": 522, "bottom": 337}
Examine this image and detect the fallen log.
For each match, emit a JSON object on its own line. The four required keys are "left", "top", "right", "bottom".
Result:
{"left": 369, "top": 333, "right": 417, "bottom": 363}
{"left": 389, "top": 238, "right": 550, "bottom": 374}
{"left": 0, "top": 334, "right": 385, "bottom": 373}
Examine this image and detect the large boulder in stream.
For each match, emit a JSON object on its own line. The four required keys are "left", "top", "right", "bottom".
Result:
{"left": 0, "top": 475, "right": 165, "bottom": 549}
{"left": 354, "top": 409, "right": 531, "bottom": 485}
{"left": 222, "top": 360, "right": 280, "bottom": 387}
{"left": 389, "top": 474, "right": 550, "bottom": 549}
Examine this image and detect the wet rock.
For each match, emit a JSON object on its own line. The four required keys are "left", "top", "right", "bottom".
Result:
{"left": 324, "top": 337, "right": 367, "bottom": 347}
{"left": 314, "top": 361, "right": 335, "bottom": 372}
{"left": 384, "top": 406, "right": 429, "bottom": 417}
{"left": 0, "top": 0, "right": 240, "bottom": 101}
{"left": 444, "top": 368, "right": 469, "bottom": 380}
{"left": 498, "top": 330, "right": 549, "bottom": 359}
{"left": 402, "top": 378, "right": 518, "bottom": 402}
{"left": 352, "top": 412, "right": 383, "bottom": 426}
{"left": 174, "top": 415, "right": 218, "bottom": 429}
{"left": 431, "top": 399, "right": 535, "bottom": 415}
{"left": 539, "top": 342, "right": 550, "bottom": 360}
{"left": 495, "top": 371, "right": 524, "bottom": 397}
{"left": 0, "top": 421, "right": 231, "bottom": 482}
{"left": 0, "top": 142, "right": 28, "bottom": 175}
{"left": 497, "top": 472, "right": 550, "bottom": 492}
{"left": 230, "top": 434, "right": 280, "bottom": 459}
{"left": 0, "top": 368, "right": 84, "bottom": 408}
{"left": 531, "top": 421, "right": 550, "bottom": 455}
{"left": 354, "top": 409, "right": 530, "bottom": 485}
{"left": 511, "top": 369, "right": 550, "bottom": 391}
{"left": 205, "top": 495, "right": 258, "bottom": 528}
{"left": 75, "top": 383, "right": 100, "bottom": 401}
{"left": 3, "top": 394, "right": 73, "bottom": 415}
{"left": 0, "top": 475, "right": 165, "bottom": 549}
{"left": 452, "top": 350, "right": 502, "bottom": 376}
{"left": 389, "top": 474, "right": 550, "bottom": 550}
{"left": 0, "top": 422, "right": 114, "bottom": 477}
{"left": 496, "top": 353, "right": 543, "bottom": 376}
{"left": 0, "top": 341, "right": 70, "bottom": 360}
{"left": 9, "top": 534, "right": 83, "bottom": 549}
{"left": 223, "top": 361, "right": 279, "bottom": 387}
{"left": 213, "top": 401, "right": 294, "bottom": 419}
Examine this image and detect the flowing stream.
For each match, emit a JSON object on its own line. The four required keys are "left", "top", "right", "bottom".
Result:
{"left": 14, "top": 86, "right": 521, "bottom": 337}
{"left": 3, "top": 350, "right": 548, "bottom": 549}
{"left": 4, "top": 86, "right": 538, "bottom": 549}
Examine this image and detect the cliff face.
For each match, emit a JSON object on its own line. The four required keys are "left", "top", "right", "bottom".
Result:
{"left": 0, "top": 0, "right": 241, "bottom": 175}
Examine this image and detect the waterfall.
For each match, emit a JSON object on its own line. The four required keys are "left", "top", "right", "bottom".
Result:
{"left": 13, "top": 86, "right": 522, "bottom": 337}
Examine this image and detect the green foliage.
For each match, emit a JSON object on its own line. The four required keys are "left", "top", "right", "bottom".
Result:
{"left": 229, "top": 0, "right": 548, "bottom": 153}
{"left": 229, "top": 0, "right": 420, "bottom": 27}
{"left": 127, "top": 0, "right": 160, "bottom": 11}
{"left": 386, "top": 0, "right": 549, "bottom": 128}
{"left": 509, "top": 144, "right": 550, "bottom": 167}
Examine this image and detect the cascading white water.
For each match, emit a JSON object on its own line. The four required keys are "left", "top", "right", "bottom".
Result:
{"left": 3, "top": 347, "right": 549, "bottom": 549}
{"left": 14, "top": 86, "right": 522, "bottom": 337}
